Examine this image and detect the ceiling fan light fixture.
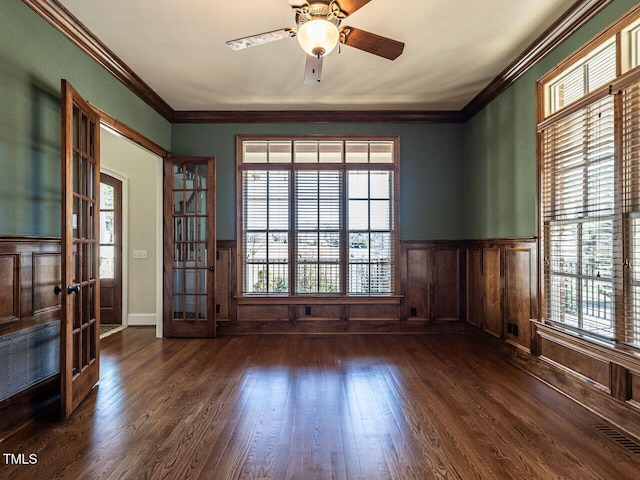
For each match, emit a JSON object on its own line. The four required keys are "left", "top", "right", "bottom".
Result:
{"left": 297, "top": 19, "right": 340, "bottom": 57}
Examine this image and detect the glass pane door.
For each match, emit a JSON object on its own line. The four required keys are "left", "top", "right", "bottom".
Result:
{"left": 164, "top": 157, "right": 216, "bottom": 337}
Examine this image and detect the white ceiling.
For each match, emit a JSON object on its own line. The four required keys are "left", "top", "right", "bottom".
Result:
{"left": 59, "top": 0, "right": 573, "bottom": 112}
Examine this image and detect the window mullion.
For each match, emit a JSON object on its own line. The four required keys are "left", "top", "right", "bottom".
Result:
{"left": 316, "top": 172, "right": 321, "bottom": 293}
{"left": 265, "top": 171, "right": 271, "bottom": 293}
{"left": 578, "top": 108, "right": 590, "bottom": 330}
{"left": 289, "top": 168, "right": 296, "bottom": 295}
{"left": 577, "top": 222, "right": 584, "bottom": 330}
{"left": 341, "top": 166, "right": 348, "bottom": 295}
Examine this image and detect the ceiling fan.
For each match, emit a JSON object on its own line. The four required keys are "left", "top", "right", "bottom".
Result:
{"left": 225, "top": 0, "right": 405, "bottom": 84}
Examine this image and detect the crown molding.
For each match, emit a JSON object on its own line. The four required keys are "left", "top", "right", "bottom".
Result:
{"left": 172, "top": 109, "right": 465, "bottom": 124}
{"left": 23, "top": 0, "right": 175, "bottom": 121}
{"left": 24, "top": 0, "right": 613, "bottom": 125}
{"left": 460, "top": 0, "right": 613, "bottom": 121}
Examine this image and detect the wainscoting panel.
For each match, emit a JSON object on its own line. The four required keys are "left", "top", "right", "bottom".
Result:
{"left": 0, "top": 237, "right": 62, "bottom": 440}
{"left": 33, "top": 252, "right": 61, "bottom": 314}
{"left": 465, "top": 239, "right": 537, "bottom": 350}
{"left": 466, "top": 248, "right": 483, "bottom": 329}
{"left": 504, "top": 247, "right": 535, "bottom": 350}
{"left": 401, "top": 241, "right": 463, "bottom": 322}
{"left": 632, "top": 371, "right": 640, "bottom": 406}
{"left": 0, "top": 237, "right": 61, "bottom": 336}
{"left": 484, "top": 248, "right": 502, "bottom": 336}
{"left": 215, "top": 240, "right": 235, "bottom": 322}
{"left": 238, "top": 304, "right": 290, "bottom": 322}
{"left": 403, "top": 247, "right": 430, "bottom": 319}
{"left": 538, "top": 335, "right": 611, "bottom": 391}
{"left": 434, "top": 247, "right": 460, "bottom": 321}
{"left": 295, "top": 304, "right": 342, "bottom": 321}
{"left": 0, "top": 253, "right": 19, "bottom": 323}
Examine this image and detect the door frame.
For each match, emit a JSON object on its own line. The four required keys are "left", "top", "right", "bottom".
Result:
{"left": 95, "top": 113, "right": 168, "bottom": 338}
{"left": 100, "top": 168, "right": 128, "bottom": 329}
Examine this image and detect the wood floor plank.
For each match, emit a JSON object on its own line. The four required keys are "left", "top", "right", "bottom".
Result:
{"left": 1, "top": 328, "right": 639, "bottom": 479}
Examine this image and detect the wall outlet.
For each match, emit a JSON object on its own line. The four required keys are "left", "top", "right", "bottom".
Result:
{"left": 132, "top": 249, "right": 148, "bottom": 259}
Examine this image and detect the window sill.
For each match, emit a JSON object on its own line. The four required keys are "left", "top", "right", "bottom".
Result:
{"left": 236, "top": 295, "right": 403, "bottom": 306}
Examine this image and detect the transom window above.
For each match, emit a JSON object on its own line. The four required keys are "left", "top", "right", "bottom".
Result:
{"left": 238, "top": 137, "right": 399, "bottom": 296}
{"left": 546, "top": 39, "right": 616, "bottom": 116}
{"left": 242, "top": 139, "right": 395, "bottom": 164}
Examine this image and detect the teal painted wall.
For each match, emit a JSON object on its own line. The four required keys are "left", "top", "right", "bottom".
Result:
{"left": 463, "top": 0, "right": 638, "bottom": 239}
{"left": 171, "top": 123, "right": 465, "bottom": 240}
{"left": 3, "top": 0, "right": 636, "bottom": 242}
{"left": 0, "top": 0, "right": 170, "bottom": 237}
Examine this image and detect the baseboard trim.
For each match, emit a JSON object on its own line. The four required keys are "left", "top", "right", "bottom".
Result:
{"left": 127, "top": 313, "right": 158, "bottom": 326}
{"left": 217, "top": 319, "right": 465, "bottom": 335}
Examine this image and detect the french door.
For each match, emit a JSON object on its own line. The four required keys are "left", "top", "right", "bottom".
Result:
{"left": 60, "top": 80, "right": 100, "bottom": 417}
{"left": 163, "top": 157, "right": 216, "bottom": 337}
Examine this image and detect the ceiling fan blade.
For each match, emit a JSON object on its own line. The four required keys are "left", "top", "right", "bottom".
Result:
{"left": 226, "top": 28, "right": 294, "bottom": 50}
{"left": 304, "top": 54, "right": 323, "bottom": 84}
{"left": 340, "top": 27, "right": 404, "bottom": 60}
{"left": 336, "top": 0, "right": 373, "bottom": 16}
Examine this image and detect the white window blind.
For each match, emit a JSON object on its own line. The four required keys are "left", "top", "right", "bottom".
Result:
{"left": 243, "top": 170, "right": 290, "bottom": 293}
{"left": 296, "top": 170, "right": 342, "bottom": 293}
{"left": 347, "top": 170, "right": 394, "bottom": 294}
{"left": 547, "top": 40, "right": 616, "bottom": 115}
{"left": 541, "top": 96, "right": 615, "bottom": 338}
{"left": 623, "top": 81, "right": 640, "bottom": 347}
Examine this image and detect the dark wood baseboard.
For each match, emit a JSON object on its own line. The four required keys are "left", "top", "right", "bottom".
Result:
{"left": 217, "top": 319, "right": 465, "bottom": 335}
{"left": 0, "top": 375, "right": 60, "bottom": 443}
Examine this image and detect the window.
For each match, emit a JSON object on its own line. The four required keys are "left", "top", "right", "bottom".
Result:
{"left": 238, "top": 137, "right": 398, "bottom": 296}
{"left": 624, "top": 19, "right": 640, "bottom": 71}
{"left": 546, "top": 40, "right": 616, "bottom": 115}
{"left": 539, "top": 6, "right": 640, "bottom": 348}
{"left": 541, "top": 97, "right": 615, "bottom": 338}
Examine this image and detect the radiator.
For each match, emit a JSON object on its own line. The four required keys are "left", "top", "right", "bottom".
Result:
{"left": 0, "top": 321, "right": 60, "bottom": 402}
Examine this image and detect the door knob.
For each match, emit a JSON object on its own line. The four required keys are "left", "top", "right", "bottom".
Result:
{"left": 208, "top": 266, "right": 215, "bottom": 272}
{"left": 54, "top": 286, "right": 62, "bottom": 295}
{"left": 67, "top": 285, "right": 81, "bottom": 294}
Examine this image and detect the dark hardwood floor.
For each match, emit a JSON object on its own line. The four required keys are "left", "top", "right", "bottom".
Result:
{"left": 2, "top": 327, "right": 639, "bottom": 479}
